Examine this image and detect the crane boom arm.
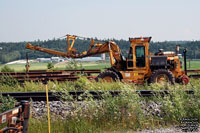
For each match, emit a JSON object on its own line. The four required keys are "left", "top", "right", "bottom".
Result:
{"left": 26, "top": 43, "right": 70, "bottom": 57}
{"left": 26, "top": 35, "right": 124, "bottom": 68}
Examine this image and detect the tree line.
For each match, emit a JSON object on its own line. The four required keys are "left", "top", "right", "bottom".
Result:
{"left": 0, "top": 39, "right": 200, "bottom": 64}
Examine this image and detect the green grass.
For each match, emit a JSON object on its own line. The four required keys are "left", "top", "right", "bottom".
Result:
{"left": 0, "top": 63, "right": 49, "bottom": 72}
{"left": 186, "top": 60, "right": 200, "bottom": 70}
{"left": 1, "top": 75, "right": 200, "bottom": 92}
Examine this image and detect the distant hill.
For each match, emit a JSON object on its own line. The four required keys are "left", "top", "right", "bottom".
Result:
{"left": 0, "top": 39, "right": 200, "bottom": 64}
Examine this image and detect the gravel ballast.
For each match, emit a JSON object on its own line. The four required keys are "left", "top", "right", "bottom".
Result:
{"left": 31, "top": 101, "right": 199, "bottom": 132}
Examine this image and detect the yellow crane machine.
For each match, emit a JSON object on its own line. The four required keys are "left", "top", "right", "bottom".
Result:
{"left": 26, "top": 35, "right": 189, "bottom": 84}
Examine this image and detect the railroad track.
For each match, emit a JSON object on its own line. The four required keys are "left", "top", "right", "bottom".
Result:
{"left": 187, "top": 69, "right": 200, "bottom": 79}
{"left": 1, "top": 90, "right": 195, "bottom": 102}
{"left": 0, "top": 69, "right": 101, "bottom": 82}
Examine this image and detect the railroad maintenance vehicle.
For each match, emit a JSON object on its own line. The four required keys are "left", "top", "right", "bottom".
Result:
{"left": 26, "top": 35, "right": 189, "bottom": 84}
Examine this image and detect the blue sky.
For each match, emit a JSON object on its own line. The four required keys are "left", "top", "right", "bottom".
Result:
{"left": 0, "top": 0, "right": 200, "bottom": 42}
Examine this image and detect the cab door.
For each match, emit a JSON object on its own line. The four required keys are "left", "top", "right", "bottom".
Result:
{"left": 124, "top": 46, "right": 146, "bottom": 82}
{"left": 127, "top": 47, "right": 134, "bottom": 69}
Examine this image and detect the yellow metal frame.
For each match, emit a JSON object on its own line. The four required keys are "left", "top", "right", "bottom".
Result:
{"left": 66, "top": 35, "right": 76, "bottom": 53}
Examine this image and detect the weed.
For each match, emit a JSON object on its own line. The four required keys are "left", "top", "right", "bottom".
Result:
{"left": 0, "top": 74, "right": 18, "bottom": 87}
{"left": 1, "top": 65, "right": 15, "bottom": 72}
{"left": 47, "top": 62, "right": 54, "bottom": 70}
{"left": 66, "top": 59, "right": 83, "bottom": 70}
{"left": 0, "top": 95, "right": 16, "bottom": 113}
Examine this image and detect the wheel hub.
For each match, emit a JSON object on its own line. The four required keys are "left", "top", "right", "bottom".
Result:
{"left": 102, "top": 76, "right": 113, "bottom": 82}
{"left": 156, "top": 74, "right": 169, "bottom": 83}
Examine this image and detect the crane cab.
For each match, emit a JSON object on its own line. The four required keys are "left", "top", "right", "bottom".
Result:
{"left": 120, "top": 37, "right": 152, "bottom": 83}
{"left": 127, "top": 37, "right": 151, "bottom": 70}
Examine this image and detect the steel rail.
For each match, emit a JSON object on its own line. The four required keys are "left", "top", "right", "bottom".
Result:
{"left": 1, "top": 90, "right": 195, "bottom": 102}
{"left": 0, "top": 69, "right": 101, "bottom": 76}
{"left": 0, "top": 69, "right": 100, "bottom": 83}
{"left": 187, "top": 69, "right": 200, "bottom": 73}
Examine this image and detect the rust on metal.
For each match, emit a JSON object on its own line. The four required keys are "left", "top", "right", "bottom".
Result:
{"left": 0, "top": 101, "right": 30, "bottom": 133}
{"left": 187, "top": 69, "right": 200, "bottom": 73}
{"left": 0, "top": 69, "right": 101, "bottom": 83}
{"left": 186, "top": 69, "right": 200, "bottom": 79}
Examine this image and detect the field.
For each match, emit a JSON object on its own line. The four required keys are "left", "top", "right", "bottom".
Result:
{"left": 0, "top": 59, "right": 199, "bottom": 72}
{"left": 0, "top": 61, "right": 110, "bottom": 72}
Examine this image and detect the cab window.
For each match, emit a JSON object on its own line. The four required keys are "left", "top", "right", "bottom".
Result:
{"left": 128, "top": 47, "right": 133, "bottom": 59}
{"left": 135, "top": 46, "right": 145, "bottom": 67}
{"left": 127, "top": 47, "right": 133, "bottom": 67}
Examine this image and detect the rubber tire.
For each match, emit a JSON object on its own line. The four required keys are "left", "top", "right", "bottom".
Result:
{"left": 95, "top": 70, "right": 120, "bottom": 82}
{"left": 149, "top": 69, "right": 175, "bottom": 85}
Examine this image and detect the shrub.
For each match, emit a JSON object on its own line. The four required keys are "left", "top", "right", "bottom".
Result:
{"left": 0, "top": 74, "right": 18, "bottom": 86}
{"left": 52, "top": 90, "right": 147, "bottom": 131}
